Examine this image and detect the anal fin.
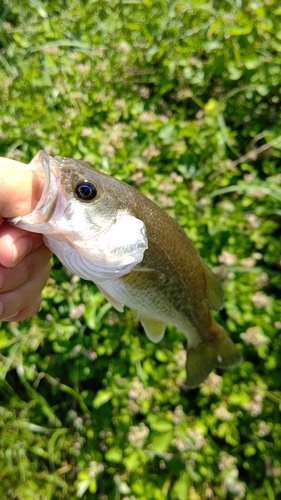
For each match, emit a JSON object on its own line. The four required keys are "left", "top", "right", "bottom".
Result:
{"left": 140, "top": 317, "right": 166, "bottom": 343}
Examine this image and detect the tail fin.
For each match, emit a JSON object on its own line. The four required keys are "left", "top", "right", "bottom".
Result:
{"left": 186, "top": 321, "right": 241, "bottom": 389}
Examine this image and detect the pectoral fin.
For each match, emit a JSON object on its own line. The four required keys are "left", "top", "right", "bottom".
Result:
{"left": 202, "top": 260, "right": 225, "bottom": 311}
{"left": 121, "top": 267, "right": 165, "bottom": 290}
{"left": 140, "top": 317, "right": 166, "bottom": 343}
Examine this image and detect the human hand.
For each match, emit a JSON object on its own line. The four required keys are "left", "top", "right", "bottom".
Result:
{"left": 0, "top": 158, "right": 52, "bottom": 321}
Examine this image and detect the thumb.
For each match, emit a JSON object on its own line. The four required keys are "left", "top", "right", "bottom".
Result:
{"left": 0, "top": 157, "right": 44, "bottom": 219}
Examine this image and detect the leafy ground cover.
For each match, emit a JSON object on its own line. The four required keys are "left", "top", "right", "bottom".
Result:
{"left": 0, "top": 1, "right": 281, "bottom": 498}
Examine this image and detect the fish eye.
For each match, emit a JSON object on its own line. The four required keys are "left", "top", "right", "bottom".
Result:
{"left": 75, "top": 180, "right": 97, "bottom": 201}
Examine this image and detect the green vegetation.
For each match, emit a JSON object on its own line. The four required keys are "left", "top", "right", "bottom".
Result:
{"left": 1, "top": 1, "right": 281, "bottom": 498}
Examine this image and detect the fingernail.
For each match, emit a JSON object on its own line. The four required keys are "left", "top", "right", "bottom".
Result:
{"left": 12, "top": 237, "right": 32, "bottom": 266}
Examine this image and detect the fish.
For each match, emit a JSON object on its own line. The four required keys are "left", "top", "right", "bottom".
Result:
{"left": 7, "top": 151, "right": 241, "bottom": 387}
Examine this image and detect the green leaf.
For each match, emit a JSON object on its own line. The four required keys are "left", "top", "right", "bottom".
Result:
{"left": 105, "top": 447, "right": 123, "bottom": 463}
{"left": 155, "top": 349, "right": 169, "bottom": 362}
{"left": 77, "top": 479, "right": 90, "bottom": 498}
{"left": 123, "top": 451, "right": 141, "bottom": 471}
{"left": 158, "top": 125, "right": 177, "bottom": 144}
{"left": 172, "top": 473, "right": 190, "bottom": 500}
{"left": 89, "top": 479, "right": 97, "bottom": 494}
{"left": 151, "top": 431, "right": 173, "bottom": 453}
{"left": 92, "top": 389, "right": 113, "bottom": 409}
{"left": 148, "top": 415, "right": 173, "bottom": 432}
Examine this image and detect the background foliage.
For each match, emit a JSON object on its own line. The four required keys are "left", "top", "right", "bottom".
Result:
{"left": 1, "top": 1, "right": 281, "bottom": 498}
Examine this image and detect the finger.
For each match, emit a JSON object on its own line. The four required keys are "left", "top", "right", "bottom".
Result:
{"left": 1, "top": 294, "right": 43, "bottom": 322}
{"left": 0, "top": 262, "right": 51, "bottom": 320}
{"left": 0, "top": 158, "right": 44, "bottom": 218}
{"left": 0, "top": 221, "right": 46, "bottom": 267}
{"left": 0, "top": 243, "right": 52, "bottom": 293}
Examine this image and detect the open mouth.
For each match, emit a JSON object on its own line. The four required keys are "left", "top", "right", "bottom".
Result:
{"left": 6, "top": 151, "right": 62, "bottom": 228}
{"left": 28, "top": 151, "right": 62, "bottom": 223}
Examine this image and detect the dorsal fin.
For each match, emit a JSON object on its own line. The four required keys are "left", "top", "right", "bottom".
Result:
{"left": 202, "top": 260, "right": 224, "bottom": 311}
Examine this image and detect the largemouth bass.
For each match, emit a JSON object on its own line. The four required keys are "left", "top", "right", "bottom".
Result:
{"left": 7, "top": 151, "right": 241, "bottom": 387}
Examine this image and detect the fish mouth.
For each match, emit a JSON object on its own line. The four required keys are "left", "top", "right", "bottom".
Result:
{"left": 30, "top": 151, "right": 62, "bottom": 223}
{"left": 7, "top": 150, "right": 62, "bottom": 229}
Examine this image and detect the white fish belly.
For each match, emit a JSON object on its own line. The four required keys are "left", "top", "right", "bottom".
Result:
{"left": 98, "top": 278, "right": 201, "bottom": 346}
